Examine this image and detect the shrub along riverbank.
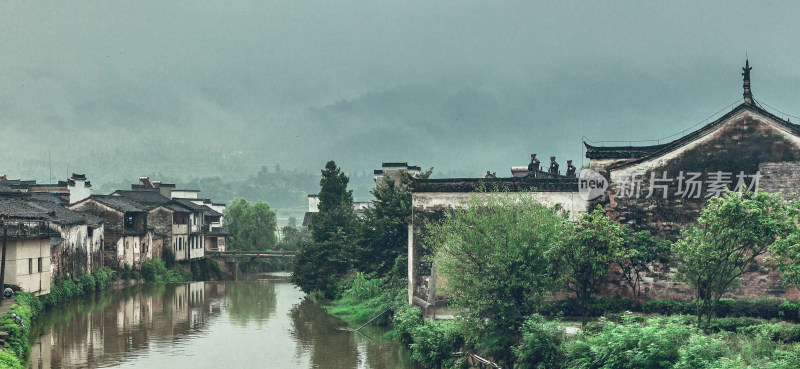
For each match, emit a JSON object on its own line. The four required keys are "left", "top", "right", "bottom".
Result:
{"left": 327, "top": 274, "right": 800, "bottom": 369}
{"left": 0, "top": 267, "right": 115, "bottom": 368}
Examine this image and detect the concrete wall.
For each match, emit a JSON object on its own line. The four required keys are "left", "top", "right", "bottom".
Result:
{"left": 3, "top": 237, "right": 51, "bottom": 295}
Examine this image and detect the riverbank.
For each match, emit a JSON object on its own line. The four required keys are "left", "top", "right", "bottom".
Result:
{"left": 0, "top": 267, "right": 117, "bottom": 368}
{"left": 25, "top": 279, "right": 412, "bottom": 368}
{"left": 325, "top": 274, "right": 800, "bottom": 369}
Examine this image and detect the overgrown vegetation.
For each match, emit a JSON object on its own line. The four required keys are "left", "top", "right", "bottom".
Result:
{"left": 141, "top": 259, "right": 192, "bottom": 283}
{"left": 0, "top": 267, "right": 117, "bottom": 368}
{"left": 290, "top": 160, "right": 800, "bottom": 368}
{"left": 40, "top": 267, "right": 115, "bottom": 308}
{"left": 674, "top": 191, "right": 798, "bottom": 326}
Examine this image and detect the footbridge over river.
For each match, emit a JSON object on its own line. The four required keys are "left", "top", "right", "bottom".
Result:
{"left": 204, "top": 250, "right": 296, "bottom": 279}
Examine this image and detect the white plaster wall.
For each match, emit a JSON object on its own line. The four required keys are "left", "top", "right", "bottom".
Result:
{"left": 412, "top": 191, "right": 589, "bottom": 221}
{"left": 189, "top": 234, "right": 205, "bottom": 259}
{"left": 172, "top": 190, "right": 199, "bottom": 199}
{"left": 308, "top": 195, "right": 320, "bottom": 213}
{"left": 116, "top": 234, "right": 151, "bottom": 267}
{"left": 91, "top": 224, "right": 104, "bottom": 270}
{"left": 353, "top": 201, "right": 372, "bottom": 211}
{"left": 68, "top": 180, "right": 92, "bottom": 204}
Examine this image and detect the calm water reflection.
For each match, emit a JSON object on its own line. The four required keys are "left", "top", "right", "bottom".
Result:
{"left": 28, "top": 279, "right": 417, "bottom": 369}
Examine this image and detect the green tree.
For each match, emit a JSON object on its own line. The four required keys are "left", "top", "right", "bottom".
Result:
{"left": 317, "top": 160, "right": 353, "bottom": 213}
{"left": 277, "top": 225, "right": 309, "bottom": 252}
{"left": 619, "top": 229, "right": 671, "bottom": 300}
{"left": 354, "top": 175, "right": 411, "bottom": 278}
{"left": 674, "top": 191, "right": 795, "bottom": 327}
{"left": 427, "top": 195, "right": 568, "bottom": 364}
{"left": 223, "top": 198, "right": 278, "bottom": 251}
{"left": 292, "top": 161, "right": 357, "bottom": 298}
{"left": 549, "top": 206, "right": 626, "bottom": 326}
{"left": 770, "top": 199, "right": 800, "bottom": 290}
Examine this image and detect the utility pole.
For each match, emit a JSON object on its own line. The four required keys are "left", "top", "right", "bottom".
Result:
{"left": 0, "top": 220, "right": 7, "bottom": 306}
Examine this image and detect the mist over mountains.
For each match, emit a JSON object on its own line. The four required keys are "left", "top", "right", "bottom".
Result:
{"left": 4, "top": 1, "right": 800, "bottom": 209}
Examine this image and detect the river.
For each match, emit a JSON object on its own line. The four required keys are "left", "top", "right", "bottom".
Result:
{"left": 27, "top": 276, "right": 418, "bottom": 369}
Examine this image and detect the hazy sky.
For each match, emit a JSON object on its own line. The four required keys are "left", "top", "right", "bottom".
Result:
{"left": 3, "top": 1, "right": 800, "bottom": 181}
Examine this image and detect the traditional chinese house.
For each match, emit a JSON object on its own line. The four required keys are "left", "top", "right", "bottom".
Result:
{"left": 585, "top": 60, "right": 800, "bottom": 238}
{"left": 408, "top": 60, "right": 800, "bottom": 310}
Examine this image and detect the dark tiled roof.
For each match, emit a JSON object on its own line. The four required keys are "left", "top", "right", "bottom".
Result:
{"left": 584, "top": 143, "right": 668, "bottom": 160}
{"left": 204, "top": 208, "right": 223, "bottom": 217}
{"left": 0, "top": 194, "right": 50, "bottom": 219}
{"left": 91, "top": 195, "right": 147, "bottom": 213}
{"left": 172, "top": 198, "right": 209, "bottom": 212}
{"left": 0, "top": 183, "right": 18, "bottom": 193}
{"left": 163, "top": 203, "right": 191, "bottom": 213}
{"left": 409, "top": 177, "right": 578, "bottom": 193}
{"left": 112, "top": 190, "right": 171, "bottom": 209}
{"left": 584, "top": 103, "right": 800, "bottom": 164}
{"left": 382, "top": 162, "right": 408, "bottom": 168}
{"left": 0, "top": 193, "right": 103, "bottom": 225}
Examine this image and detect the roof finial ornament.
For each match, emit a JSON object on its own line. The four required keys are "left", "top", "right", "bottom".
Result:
{"left": 742, "top": 57, "right": 753, "bottom": 105}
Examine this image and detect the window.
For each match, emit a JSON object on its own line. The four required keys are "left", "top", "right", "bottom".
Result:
{"left": 38, "top": 258, "right": 42, "bottom": 273}
{"left": 124, "top": 215, "right": 135, "bottom": 230}
{"left": 28, "top": 258, "right": 33, "bottom": 274}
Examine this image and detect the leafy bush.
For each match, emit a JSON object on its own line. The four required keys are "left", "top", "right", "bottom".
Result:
{"left": 78, "top": 274, "right": 97, "bottom": 293}
{"left": 740, "top": 324, "right": 800, "bottom": 343}
{"left": 343, "top": 273, "right": 384, "bottom": 300}
{"left": 512, "top": 314, "right": 565, "bottom": 369}
{"left": 541, "top": 298, "right": 640, "bottom": 317}
{"left": 0, "top": 349, "right": 23, "bottom": 369}
{"left": 0, "top": 292, "right": 40, "bottom": 366}
{"left": 674, "top": 334, "right": 730, "bottom": 369}
{"left": 410, "top": 320, "right": 463, "bottom": 368}
{"left": 779, "top": 300, "right": 800, "bottom": 322}
{"left": 642, "top": 299, "right": 687, "bottom": 315}
{"left": 94, "top": 267, "right": 115, "bottom": 290}
{"left": 142, "top": 259, "right": 169, "bottom": 282}
{"left": 40, "top": 268, "right": 118, "bottom": 308}
{"left": 392, "top": 303, "right": 424, "bottom": 345}
{"left": 565, "top": 314, "right": 696, "bottom": 369}
{"left": 706, "top": 317, "right": 761, "bottom": 333}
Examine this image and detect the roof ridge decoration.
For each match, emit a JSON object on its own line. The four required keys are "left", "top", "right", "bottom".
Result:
{"left": 743, "top": 58, "right": 753, "bottom": 105}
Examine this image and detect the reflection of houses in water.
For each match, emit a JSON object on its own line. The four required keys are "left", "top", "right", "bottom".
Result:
{"left": 28, "top": 282, "right": 227, "bottom": 369}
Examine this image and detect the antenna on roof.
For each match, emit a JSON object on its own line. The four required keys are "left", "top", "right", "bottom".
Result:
{"left": 48, "top": 150, "right": 53, "bottom": 184}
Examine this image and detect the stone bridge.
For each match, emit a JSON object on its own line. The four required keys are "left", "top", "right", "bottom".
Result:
{"left": 204, "top": 250, "right": 295, "bottom": 279}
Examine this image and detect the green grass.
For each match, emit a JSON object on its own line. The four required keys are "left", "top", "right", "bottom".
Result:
{"left": 327, "top": 293, "right": 393, "bottom": 326}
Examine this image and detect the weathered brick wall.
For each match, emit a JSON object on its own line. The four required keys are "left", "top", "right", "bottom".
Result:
{"left": 600, "top": 113, "right": 800, "bottom": 239}
{"left": 759, "top": 162, "right": 800, "bottom": 200}
{"left": 593, "top": 112, "right": 800, "bottom": 301}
